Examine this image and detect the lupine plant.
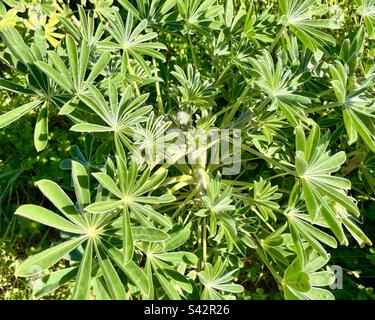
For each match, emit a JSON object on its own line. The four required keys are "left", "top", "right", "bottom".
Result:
{"left": 0, "top": 0, "right": 374, "bottom": 300}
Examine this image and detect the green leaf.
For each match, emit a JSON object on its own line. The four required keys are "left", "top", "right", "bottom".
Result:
{"left": 154, "top": 269, "right": 181, "bottom": 300}
{"left": 105, "top": 245, "right": 149, "bottom": 297}
{"left": 164, "top": 223, "right": 191, "bottom": 251}
{"left": 70, "top": 123, "right": 113, "bottom": 132}
{"left": 71, "top": 161, "right": 91, "bottom": 207}
{"left": 15, "top": 204, "right": 84, "bottom": 234}
{"left": 85, "top": 200, "right": 123, "bottom": 214}
{"left": 73, "top": 240, "right": 93, "bottom": 300}
{"left": 0, "top": 100, "right": 42, "bottom": 129}
{"left": 86, "top": 52, "right": 111, "bottom": 83}
{"left": 0, "top": 78, "right": 34, "bottom": 95}
{"left": 35, "top": 180, "right": 85, "bottom": 227}
{"left": 92, "top": 172, "right": 123, "bottom": 198}
{"left": 33, "top": 267, "right": 78, "bottom": 299}
{"left": 304, "top": 287, "right": 335, "bottom": 300}
{"left": 130, "top": 202, "right": 172, "bottom": 229}
{"left": 0, "top": 26, "right": 35, "bottom": 64}
{"left": 66, "top": 35, "right": 79, "bottom": 88}
{"left": 34, "top": 103, "right": 48, "bottom": 152}
{"left": 17, "top": 236, "right": 86, "bottom": 276}
{"left": 123, "top": 207, "right": 134, "bottom": 265}
{"left": 309, "top": 271, "right": 335, "bottom": 287}
{"left": 284, "top": 270, "right": 311, "bottom": 293}
{"left": 155, "top": 252, "right": 198, "bottom": 265}
{"left": 95, "top": 245, "right": 127, "bottom": 300}
{"left": 36, "top": 61, "right": 73, "bottom": 92}
{"left": 132, "top": 227, "right": 170, "bottom": 242}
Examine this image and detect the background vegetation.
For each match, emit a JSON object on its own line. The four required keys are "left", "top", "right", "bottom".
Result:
{"left": 0, "top": 0, "right": 375, "bottom": 300}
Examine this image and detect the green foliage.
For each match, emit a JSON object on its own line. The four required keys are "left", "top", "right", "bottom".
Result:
{"left": 0, "top": 0, "right": 375, "bottom": 301}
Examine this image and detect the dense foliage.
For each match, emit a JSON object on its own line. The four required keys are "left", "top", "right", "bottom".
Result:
{"left": 0, "top": 0, "right": 375, "bottom": 300}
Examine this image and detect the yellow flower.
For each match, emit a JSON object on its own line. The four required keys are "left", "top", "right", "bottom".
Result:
{"left": 0, "top": 8, "right": 20, "bottom": 30}
{"left": 24, "top": 12, "right": 64, "bottom": 47}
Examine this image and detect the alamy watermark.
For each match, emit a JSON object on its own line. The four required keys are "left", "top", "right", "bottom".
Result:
{"left": 330, "top": 265, "right": 343, "bottom": 290}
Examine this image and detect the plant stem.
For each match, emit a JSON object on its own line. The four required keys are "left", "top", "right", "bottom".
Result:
{"left": 202, "top": 218, "right": 207, "bottom": 264}
{"left": 254, "top": 235, "right": 283, "bottom": 283}
{"left": 152, "top": 58, "right": 164, "bottom": 114}
{"left": 306, "top": 102, "right": 339, "bottom": 113}
{"left": 170, "top": 185, "right": 200, "bottom": 220}
{"left": 125, "top": 51, "right": 140, "bottom": 96}
{"left": 269, "top": 25, "right": 286, "bottom": 52}
{"left": 188, "top": 33, "right": 198, "bottom": 69}
{"left": 222, "top": 179, "right": 253, "bottom": 187}
{"left": 228, "top": 137, "right": 296, "bottom": 176}
{"left": 214, "top": 64, "right": 231, "bottom": 86}
{"left": 222, "top": 85, "right": 251, "bottom": 127}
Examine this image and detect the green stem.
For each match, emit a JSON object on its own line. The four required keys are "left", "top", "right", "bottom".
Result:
{"left": 170, "top": 185, "right": 200, "bottom": 220}
{"left": 222, "top": 179, "right": 254, "bottom": 187}
{"left": 152, "top": 58, "right": 164, "bottom": 115}
{"left": 197, "top": 220, "right": 201, "bottom": 249}
{"left": 222, "top": 85, "right": 251, "bottom": 127}
{"left": 255, "top": 97, "right": 271, "bottom": 112}
{"left": 214, "top": 64, "right": 231, "bottom": 86}
{"left": 202, "top": 218, "right": 207, "bottom": 264}
{"left": 306, "top": 102, "right": 339, "bottom": 113}
{"left": 269, "top": 25, "right": 286, "bottom": 52}
{"left": 188, "top": 33, "right": 198, "bottom": 69}
{"left": 125, "top": 51, "right": 140, "bottom": 96}
{"left": 254, "top": 235, "right": 283, "bottom": 283}
{"left": 228, "top": 137, "right": 296, "bottom": 176}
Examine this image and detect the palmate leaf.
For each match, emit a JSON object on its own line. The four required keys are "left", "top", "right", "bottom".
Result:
{"left": 282, "top": 251, "right": 335, "bottom": 300}
{"left": 36, "top": 34, "right": 110, "bottom": 114}
{"left": 0, "top": 26, "right": 63, "bottom": 151}
{"left": 140, "top": 225, "right": 196, "bottom": 299}
{"left": 15, "top": 161, "right": 152, "bottom": 299}
{"left": 118, "top": 0, "right": 177, "bottom": 25}
{"left": 339, "top": 26, "right": 366, "bottom": 74}
{"left": 329, "top": 61, "right": 375, "bottom": 152}
{"left": 132, "top": 112, "right": 178, "bottom": 166}
{"left": 98, "top": 10, "right": 166, "bottom": 75}
{"left": 70, "top": 81, "right": 152, "bottom": 151}
{"left": 251, "top": 177, "right": 282, "bottom": 221}
{"left": 175, "top": 0, "right": 223, "bottom": 37}
{"left": 171, "top": 64, "right": 217, "bottom": 111}
{"left": 85, "top": 157, "right": 175, "bottom": 264}
{"left": 242, "top": 3, "right": 274, "bottom": 45}
{"left": 295, "top": 123, "right": 371, "bottom": 245}
{"left": 86, "top": 158, "right": 175, "bottom": 227}
{"left": 195, "top": 175, "right": 237, "bottom": 249}
{"left": 249, "top": 50, "right": 310, "bottom": 127}
{"left": 356, "top": 0, "right": 375, "bottom": 38}
{"left": 278, "top": 0, "right": 340, "bottom": 52}
{"left": 59, "top": 6, "right": 105, "bottom": 47}
{"left": 198, "top": 258, "right": 243, "bottom": 300}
